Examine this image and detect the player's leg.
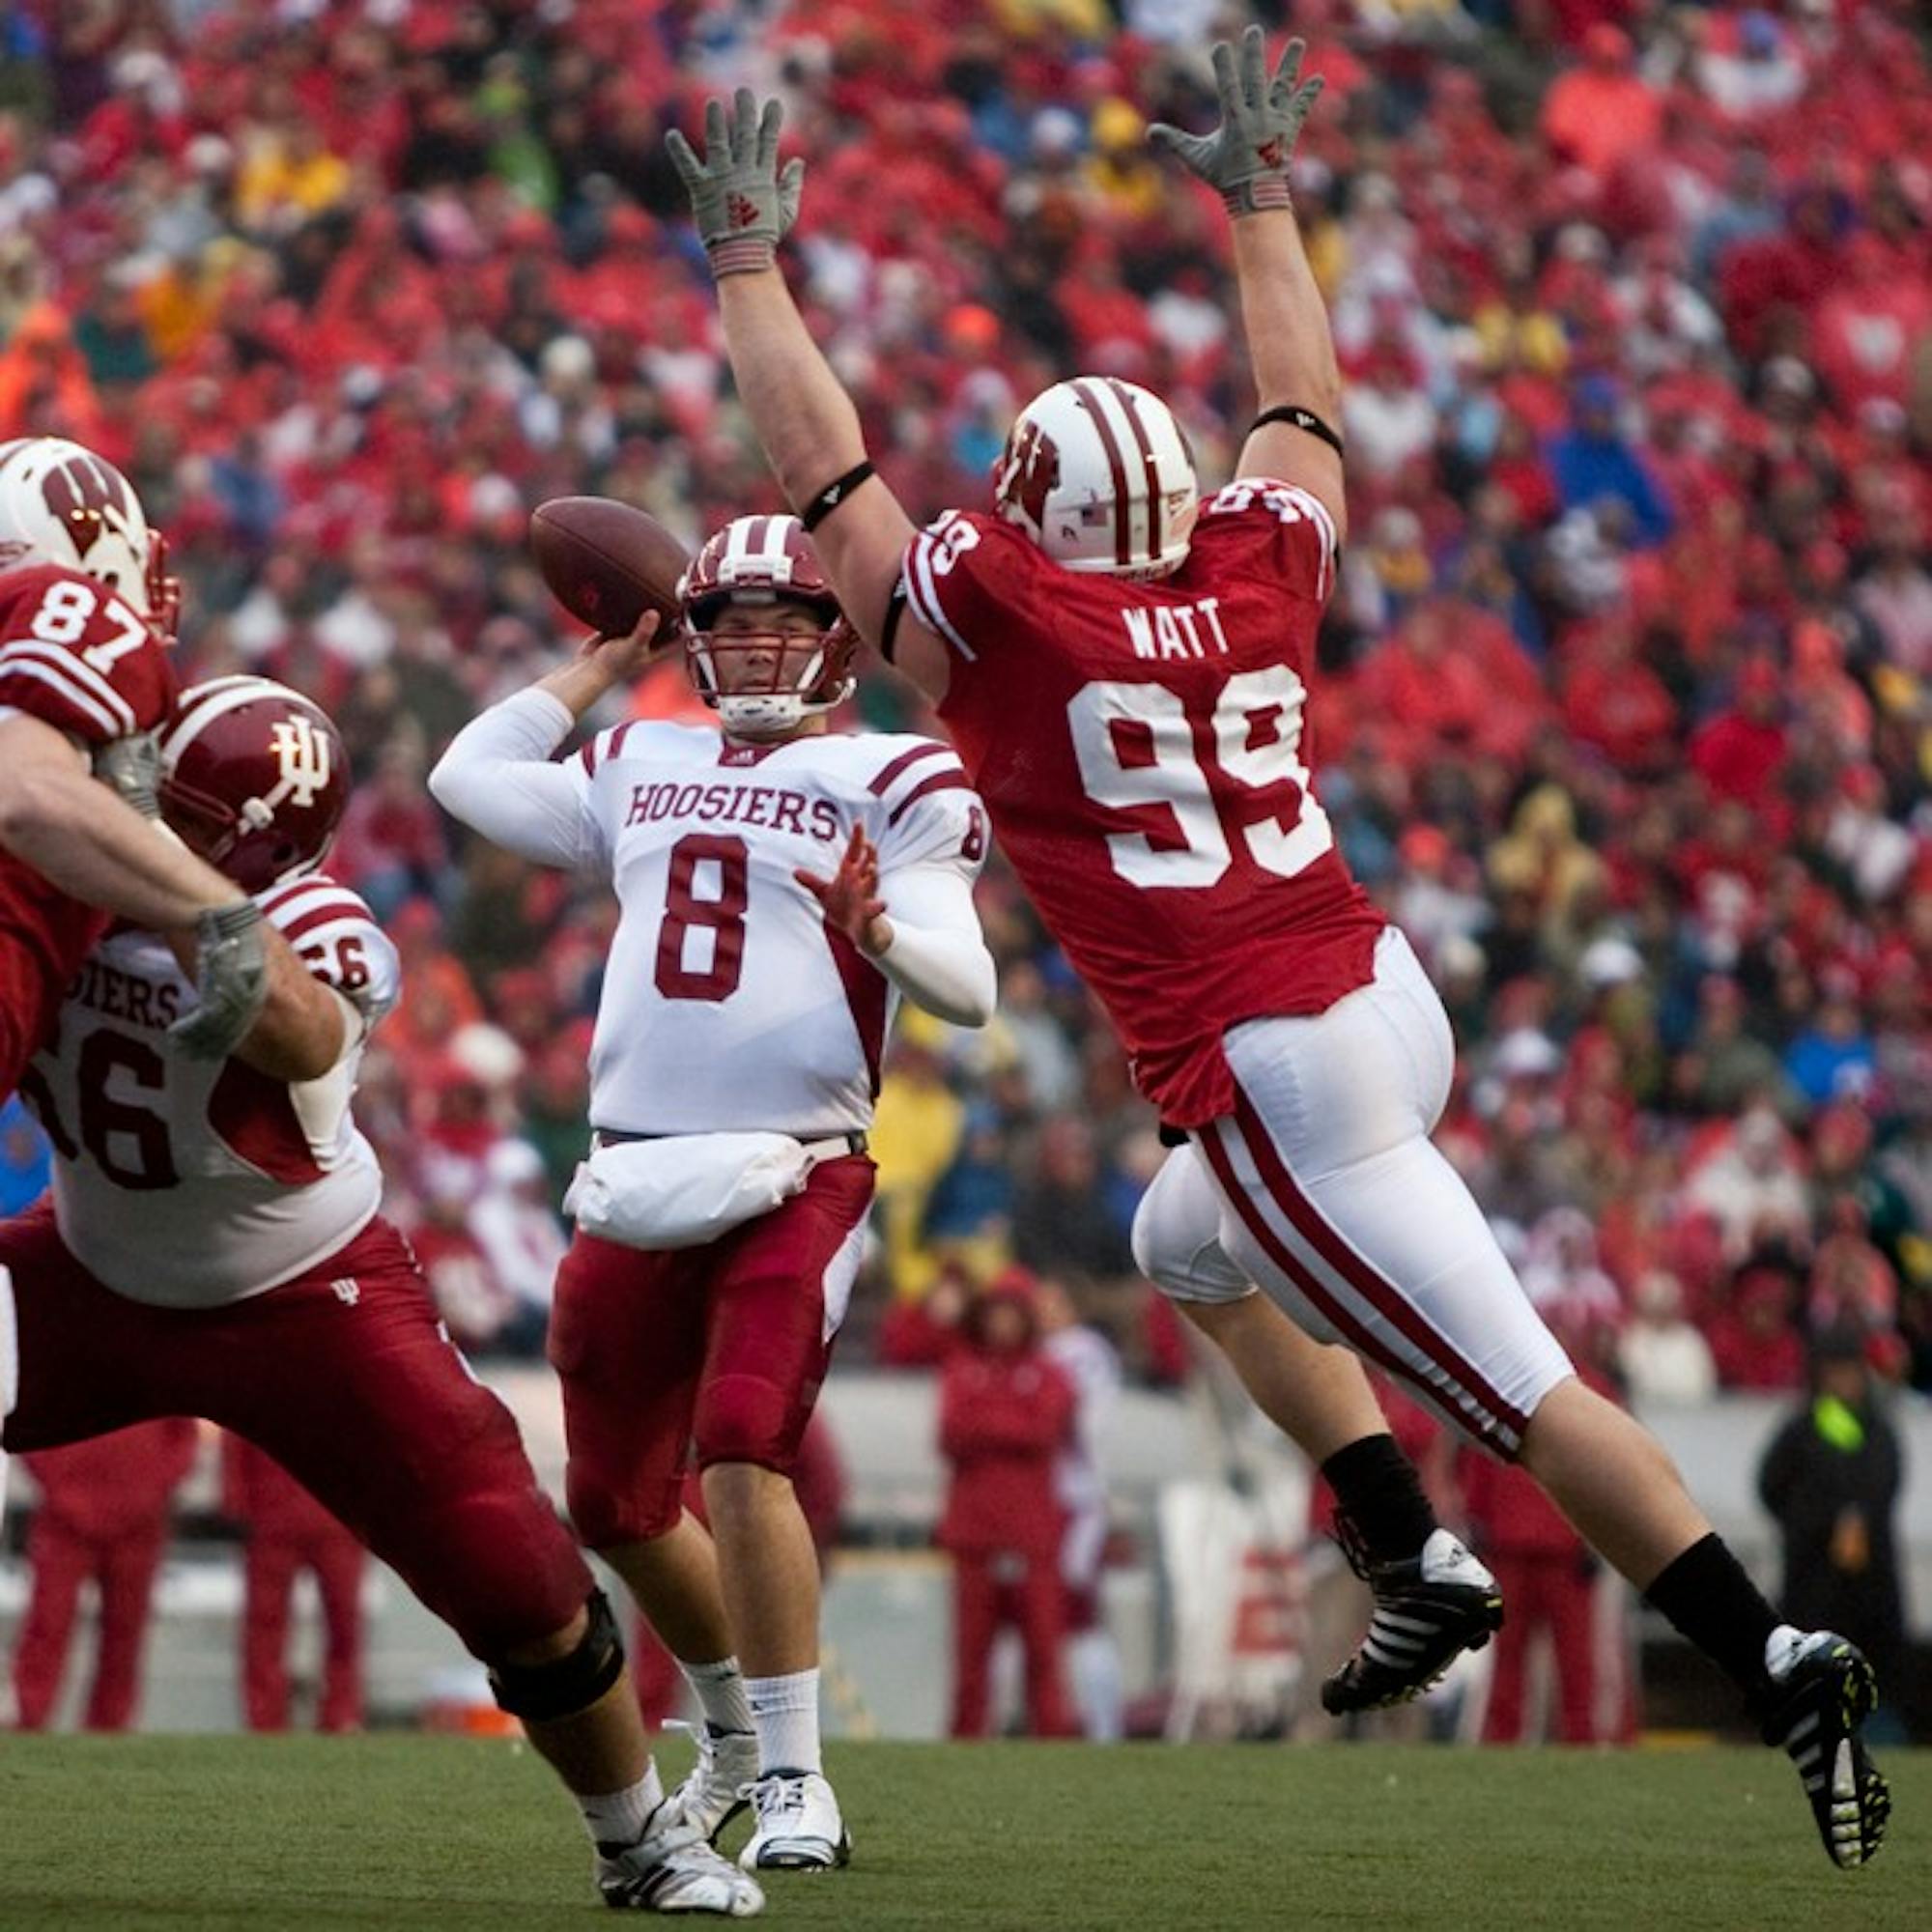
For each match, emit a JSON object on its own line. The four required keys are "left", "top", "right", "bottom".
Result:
{"left": 11, "top": 1510, "right": 85, "bottom": 1729}
{"left": 197, "top": 1223, "right": 759, "bottom": 1916}
{"left": 1217, "top": 932, "right": 1888, "bottom": 1863}
{"left": 694, "top": 1156, "right": 870, "bottom": 1873}
{"left": 1135, "top": 1137, "right": 1498, "bottom": 1711}
{"left": 242, "top": 1535, "right": 299, "bottom": 1731}
{"left": 85, "top": 1525, "right": 166, "bottom": 1732}
{"left": 311, "top": 1535, "right": 367, "bottom": 1733}
{"left": 554, "top": 1233, "right": 759, "bottom": 1855}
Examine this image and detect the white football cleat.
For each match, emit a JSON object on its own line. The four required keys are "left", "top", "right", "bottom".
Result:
{"left": 597, "top": 1814, "right": 765, "bottom": 1915}
{"left": 737, "top": 1771, "right": 851, "bottom": 1873}
{"left": 660, "top": 1724, "right": 758, "bottom": 1845}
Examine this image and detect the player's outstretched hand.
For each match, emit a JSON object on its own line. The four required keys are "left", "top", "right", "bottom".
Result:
{"left": 797, "top": 824, "right": 889, "bottom": 955}
{"left": 93, "top": 728, "right": 163, "bottom": 818}
{"left": 1148, "top": 25, "right": 1322, "bottom": 214}
{"left": 666, "top": 87, "right": 806, "bottom": 277}
{"left": 171, "top": 899, "right": 270, "bottom": 1060}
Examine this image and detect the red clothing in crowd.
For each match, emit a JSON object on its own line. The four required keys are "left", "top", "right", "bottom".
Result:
{"left": 13, "top": 1419, "right": 198, "bottom": 1731}
{"left": 1461, "top": 1448, "right": 1599, "bottom": 1745}
{"left": 938, "top": 1278, "right": 1077, "bottom": 1740}
{"left": 222, "top": 1434, "right": 367, "bottom": 1733}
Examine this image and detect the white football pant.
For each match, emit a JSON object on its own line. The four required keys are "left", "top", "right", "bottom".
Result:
{"left": 1132, "top": 929, "right": 1572, "bottom": 1456}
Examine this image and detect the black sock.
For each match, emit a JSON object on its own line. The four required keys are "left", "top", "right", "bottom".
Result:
{"left": 1643, "top": 1532, "right": 1780, "bottom": 1708}
{"left": 1321, "top": 1433, "right": 1437, "bottom": 1565}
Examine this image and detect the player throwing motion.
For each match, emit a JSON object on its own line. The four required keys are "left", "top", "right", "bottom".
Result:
{"left": 431, "top": 514, "right": 994, "bottom": 1876}
{"left": 668, "top": 35, "right": 1887, "bottom": 1868}
{"left": 2, "top": 677, "right": 758, "bottom": 1917}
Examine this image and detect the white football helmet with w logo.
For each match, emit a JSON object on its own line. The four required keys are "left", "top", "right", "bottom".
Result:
{"left": 0, "top": 436, "right": 179, "bottom": 636}
{"left": 160, "top": 676, "right": 350, "bottom": 892}
{"left": 992, "top": 377, "right": 1200, "bottom": 579}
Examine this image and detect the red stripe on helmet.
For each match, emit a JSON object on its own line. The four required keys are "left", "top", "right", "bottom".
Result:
{"left": 1109, "top": 379, "right": 1165, "bottom": 563}
{"left": 1071, "top": 379, "right": 1132, "bottom": 568}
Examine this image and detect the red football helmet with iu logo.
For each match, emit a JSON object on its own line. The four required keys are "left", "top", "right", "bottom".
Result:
{"left": 159, "top": 676, "right": 349, "bottom": 892}
{"left": 677, "top": 513, "right": 857, "bottom": 739}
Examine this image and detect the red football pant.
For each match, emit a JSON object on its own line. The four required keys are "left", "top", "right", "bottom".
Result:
{"left": 1482, "top": 1552, "right": 1598, "bottom": 1745}
{"left": 12, "top": 1518, "right": 166, "bottom": 1732}
{"left": 242, "top": 1531, "right": 368, "bottom": 1733}
{"left": 0, "top": 1207, "right": 589, "bottom": 1662}
{"left": 551, "top": 1155, "right": 872, "bottom": 1549}
{"left": 950, "top": 1552, "right": 1073, "bottom": 1741}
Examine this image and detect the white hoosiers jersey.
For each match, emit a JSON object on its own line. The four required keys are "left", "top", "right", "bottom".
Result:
{"left": 22, "top": 873, "right": 400, "bottom": 1308}
{"left": 566, "top": 723, "right": 986, "bottom": 1137}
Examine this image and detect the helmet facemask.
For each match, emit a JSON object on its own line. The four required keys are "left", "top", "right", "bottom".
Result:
{"left": 686, "top": 592, "right": 856, "bottom": 741}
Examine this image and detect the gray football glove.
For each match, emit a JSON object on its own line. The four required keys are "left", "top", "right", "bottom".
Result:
{"left": 1148, "top": 26, "right": 1323, "bottom": 215}
{"left": 666, "top": 88, "right": 807, "bottom": 276}
{"left": 93, "top": 729, "right": 163, "bottom": 819}
{"left": 170, "top": 900, "right": 269, "bottom": 1061}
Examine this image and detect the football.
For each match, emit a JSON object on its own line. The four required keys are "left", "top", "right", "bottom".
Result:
{"left": 528, "top": 496, "right": 690, "bottom": 638}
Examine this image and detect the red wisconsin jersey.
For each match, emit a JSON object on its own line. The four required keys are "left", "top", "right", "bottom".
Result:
{"left": 0, "top": 563, "right": 176, "bottom": 1090}
{"left": 902, "top": 479, "right": 1382, "bottom": 1126}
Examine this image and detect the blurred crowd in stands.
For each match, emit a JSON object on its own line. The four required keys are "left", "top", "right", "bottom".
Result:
{"left": 2, "top": 0, "right": 1928, "bottom": 1400}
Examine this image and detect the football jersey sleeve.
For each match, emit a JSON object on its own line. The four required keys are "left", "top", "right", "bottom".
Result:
{"left": 259, "top": 875, "right": 402, "bottom": 1032}
{"left": 0, "top": 564, "right": 173, "bottom": 746}
{"left": 427, "top": 689, "right": 604, "bottom": 871}
{"left": 869, "top": 738, "right": 988, "bottom": 881}
{"left": 899, "top": 510, "right": 1041, "bottom": 667}
{"left": 1194, "top": 478, "right": 1340, "bottom": 606}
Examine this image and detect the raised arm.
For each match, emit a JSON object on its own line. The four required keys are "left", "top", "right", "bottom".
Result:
{"left": 429, "top": 619, "right": 658, "bottom": 867}
{"left": 668, "top": 93, "right": 952, "bottom": 703}
{"left": 1151, "top": 29, "right": 1346, "bottom": 542}
{"left": 0, "top": 712, "right": 270, "bottom": 1060}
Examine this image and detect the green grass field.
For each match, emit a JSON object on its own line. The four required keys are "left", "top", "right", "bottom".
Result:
{"left": 0, "top": 1736, "right": 1920, "bottom": 1930}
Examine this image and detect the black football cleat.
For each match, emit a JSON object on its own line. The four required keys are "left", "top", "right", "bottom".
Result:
{"left": 1762, "top": 1629, "right": 1890, "bottom": 1869}
{"left": 1321, "top": 1525, "right": 1505, "bottom": 1716}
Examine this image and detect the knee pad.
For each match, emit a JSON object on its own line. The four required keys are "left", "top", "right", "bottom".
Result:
{"left": 695, "top": 1373, "right": 798, "bottom": 1473}
{"left": 1131, "top": 1146, "right": 1253, "bottom": 1306}
{"left": 488, "top": 1587, "right": 624, "bottom": 1721}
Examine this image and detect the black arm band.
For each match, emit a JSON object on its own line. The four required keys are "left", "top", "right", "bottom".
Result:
{"left": 800, "top": 460, "right": 875, "bottom": 532}
{"left": 878, "top": 582, "right": 907, "bottom": 664}
{"left": 1251, "top": 404, "right": 1345, "bottom": 460}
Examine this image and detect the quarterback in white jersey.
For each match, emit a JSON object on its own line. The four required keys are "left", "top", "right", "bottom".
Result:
{"left": 2, "top": 676, "right": 766, "bottom": 1918}
{"left": 432, "top": 510, "right": 994, "bottom": 1877}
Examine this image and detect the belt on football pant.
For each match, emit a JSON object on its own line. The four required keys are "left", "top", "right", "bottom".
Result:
{"left": 592, "top": 1128, "right": 869, "bottom": 1159}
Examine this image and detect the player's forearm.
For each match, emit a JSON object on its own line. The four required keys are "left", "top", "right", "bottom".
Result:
{"left": 717, "top": 270, "right": 868, "bottom": 505}
{"left": 867, "top": 864, "right": 996, "bottom": 1027}
{"left": 160, "top": 924, "right": 348, "bottom": 1081}
{"left": 429, "top": 691, "right": 590, "bottom": 867}
{"left": 1231, "top": 210, "right": 1342, "bottom": 422}
{"left": 867, "top": 916, "right": 996, "bottom": 1029}
{"left": 0, "top": 764, "right": 242, "bottom": 930}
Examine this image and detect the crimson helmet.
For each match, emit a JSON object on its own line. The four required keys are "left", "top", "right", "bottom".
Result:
{"left": 677, "top": 514, "right": 856, "bottom": 738}
{"left": 0, "top": 437, "right": 181, "bottom": 640}
{"left": 159, "top": 676, "right": 350, "bottom": 892}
